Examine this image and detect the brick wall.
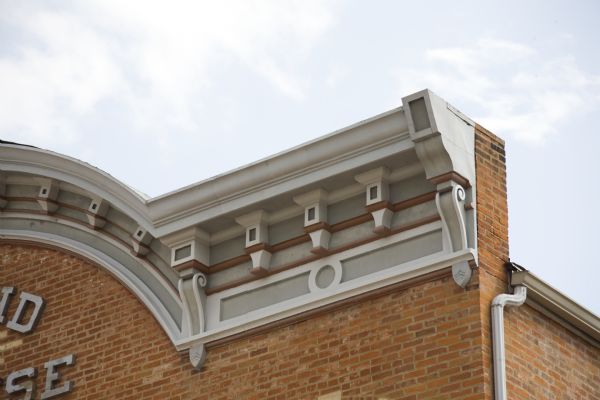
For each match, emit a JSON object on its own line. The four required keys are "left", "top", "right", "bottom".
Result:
{"left": 474, "top": 124, "right": 511, "bottom": 400}
{"left": 1, "top": 125, "right": 598, "bottom": 400}
{"left": 0, "top": 244, "right": 190, "bottom": 400}
{"left": 1, "top": 243, "right": 485, "bottom": 400}
{"left": 196, "top": 274, "right": 483, "bottom": 400}
{"left": 473, "top": 125, "right": 600, "bottom": 399}
{"left": 504, "top": 304, "right": 600, "bottom": 399}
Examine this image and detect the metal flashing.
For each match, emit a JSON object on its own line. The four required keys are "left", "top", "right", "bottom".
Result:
{"left": 511, "top": 270, "right": 600, "bottom": 347}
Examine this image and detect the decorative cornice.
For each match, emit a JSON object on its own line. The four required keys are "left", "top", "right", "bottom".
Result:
{"left": 402, "top": 89, "right": 476, "bottom": 185}
{"left": 206, "top": 214, "right": 442, "bottom": 295}
{"left": 147, "top": 112, "right": 411, "bottom": 234}
{"left": 0, "top": 89, "right": 485, "bottom": 369}
{"left": 0, "top": 144, "right": 152, "bottom": 229}
{"left": 0, "top": 210, "right": 173, "bottom": 289}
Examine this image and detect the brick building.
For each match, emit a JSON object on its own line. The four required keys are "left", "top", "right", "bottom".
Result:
{"left": 1, "top": 89, "right": 598, "bottom": 399}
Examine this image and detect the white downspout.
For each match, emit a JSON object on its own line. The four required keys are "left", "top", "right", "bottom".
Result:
{"left": 491, "top": 285, "right": 527, "bottom": 400}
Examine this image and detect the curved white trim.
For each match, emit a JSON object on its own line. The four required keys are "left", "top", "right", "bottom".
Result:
{"left": 1, "top": 212, "right": 180, "bottom": 304}
{"left": 1, "top": 105, "right": 413, "bottom": 237}
{"left": 0, "top": 230, "right": 183, "bottom": 344}
{"left": 0, "top": 145, "right": 153, "bottom": 231}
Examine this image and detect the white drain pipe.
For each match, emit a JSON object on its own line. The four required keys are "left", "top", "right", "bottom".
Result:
{"left": 491, "top": 285, "right": 527, "bottom": 400}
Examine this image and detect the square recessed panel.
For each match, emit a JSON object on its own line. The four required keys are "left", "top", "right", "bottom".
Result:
{"left": 409, "top": 97, "right": 431, "bottom": 132}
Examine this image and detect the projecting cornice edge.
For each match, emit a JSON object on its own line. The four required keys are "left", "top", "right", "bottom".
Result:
{"left": 402, "top": 89, "right": 476, "bottom": 186}
{"left": 0, "top": 144, "right": 153, "bottom": 231}
{"left": 511, "top": 270, "right": 600, "bottom": 347}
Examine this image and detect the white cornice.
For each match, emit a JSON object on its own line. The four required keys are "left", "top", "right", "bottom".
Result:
{"left": 147, "top": 112, "right": 411, "bottom": 235}
{"left": 1, "top": 90, "right": 477, "bottom": 244}
{"left": 1, "top": 107, "right": 411, "bottom": 238}
{"left": 0, "top": 90, "right": 489, "bottom": 369}
{"left": 0, "top": 144, "right": 153, "bottom": 229}
{"left": 511, "top": 271, "right": 600, "bottom": 347}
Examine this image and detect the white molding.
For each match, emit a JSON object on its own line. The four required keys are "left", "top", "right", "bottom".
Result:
{"left": 177, "top": 243, "right": 475, "bottom": 350}
{"left": 0, "top": 229, "right": 182, "bottom": 344}
{"left": 308, "top": 261, "right": 342, "bottom": 293}
{"left": 0, "top": 145, "right": 152, "bottom": 229}
{"left": 1, "top": 212, "right": 179, "bottom": 305}
{"left": 150, "top": 134, "right": 414, "bottom": 236}
{"left": 172, "top": 220, "right": 477, "bottom": 350}
{"left": 207, "top": 164, "right": 424, "bottom": 246}
{"left": 0, "top": 89, "right": 489, "bottom": 360}
{"left": 0, "top": 113, "right": 411, "bottom": 239}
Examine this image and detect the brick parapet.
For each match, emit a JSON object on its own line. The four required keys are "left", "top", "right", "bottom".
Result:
{"left": 473, "top": 124, "right": 510, "bottom": 400}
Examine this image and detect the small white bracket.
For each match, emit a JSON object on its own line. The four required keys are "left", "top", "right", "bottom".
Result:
{"left": 236, "top": 210, "right": 272, "bottom": 274}
{"left": 86, "top": 197, "right": 109, "bottom": 229}
{"left": 131, "top": 226, "right": 152, "bottom": 256}
{"left": 36, "top": 179, "right": 59, "bottom": 214}
{"left": 294, "top": 189, "right": 331, "bottom": 254}
{"left": 371, "top": 207, "right": 393, "bottom": 235}
{"left": 248, "top": 249, "right": 272, "bottom": 275}
{"left": 355, "top": 167, "right": 393, "bottom": 235}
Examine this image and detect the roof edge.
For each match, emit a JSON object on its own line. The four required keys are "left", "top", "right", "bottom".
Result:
{"left": 511, "top": 270, "right": 600, "bottom": 348}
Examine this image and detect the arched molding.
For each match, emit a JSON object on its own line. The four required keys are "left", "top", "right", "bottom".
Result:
{"left": 0, "top": 144, "right": 154, "bottom": 233}
{"left": 0, "top": 229, "right": 183, "bottom": 344}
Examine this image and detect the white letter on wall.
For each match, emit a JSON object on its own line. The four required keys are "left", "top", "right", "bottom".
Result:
{"left": 0, "top": 286, "right": 15, "bottom": 324}
{"left": 41, "top": 354, "right": 75, "bottom": 399}
{"left": 6, "top": 291, "right": 45, "bottom": 333}
{"left": 6, "top": 367, "right": 37, "bottom": 400}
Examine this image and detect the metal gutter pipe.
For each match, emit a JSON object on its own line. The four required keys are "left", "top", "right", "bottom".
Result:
{"left": 491, "top": 285, "right": 527, "bottom": 400}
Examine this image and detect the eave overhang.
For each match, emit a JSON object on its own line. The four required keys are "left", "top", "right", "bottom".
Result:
{"left": 511, "top": 270, "right": 600, "bottom": 348}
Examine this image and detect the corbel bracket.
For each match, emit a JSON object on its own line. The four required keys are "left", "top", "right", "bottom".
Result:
{"left": 36, "top": 178, "right": 59, "bottom": 214}
{"left": 86, "top": 197, "right": 109, "bottom": 229}
{"left": 178, "top": 271, "right": 208, "bottom": 370}
{"left": 355, "top": 167, "right": 393, "bottom": 235}
{"left": 236, "top": 211, "right": 272, "bottom": 275}
{"left": 131, "top": 227, "right": 152, "bottom": 256}
{"left": 403, "top": 89, "right": 477, "bottom": 288}
{"left": 436, "top": 181, "right": 472, "bottom": 287}
{"left": 294, "top": 189, "right": 331, "bottom": 254}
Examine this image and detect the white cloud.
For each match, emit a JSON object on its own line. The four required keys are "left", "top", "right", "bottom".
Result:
{"left": 0, "top": 1, "right": 336, "bottom": 147}
{"left": 395, "top": 38, "right": 600, "bottom": 144}
{"left": 0, "top": 8, "right": 124, "bottom": 144}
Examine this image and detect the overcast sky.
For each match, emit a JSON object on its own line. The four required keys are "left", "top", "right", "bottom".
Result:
{"left": 1, "top": 1, "right": 599, "bottom": 313}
